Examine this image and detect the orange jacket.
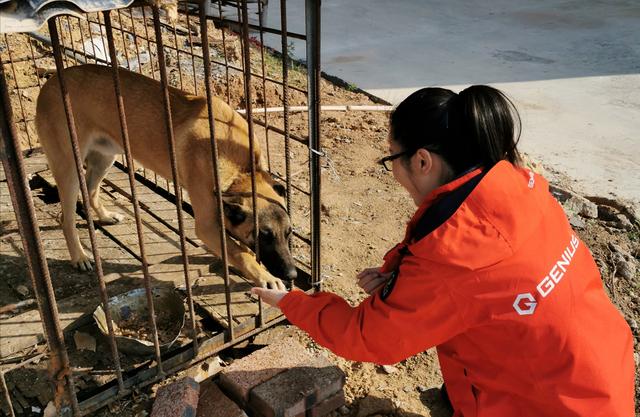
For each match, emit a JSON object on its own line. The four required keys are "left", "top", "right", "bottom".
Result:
{"left": 279, "top": 161, "right": 635, "bottom": 416}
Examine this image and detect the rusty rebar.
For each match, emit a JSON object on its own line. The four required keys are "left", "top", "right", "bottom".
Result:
{"left": 256, "top": 0, "right": 272, "bottom": 172}
{"left": 200, "top": 0, "right": 235, "bottom": 340}
{"left": 151, "top": 6, "right": 199, "bottom": 353}
{"left": 0, "top": 50, "right": 81, "bottom": 415}
{"left": 47, "top": 18, "right": 126, "bottom": 393}
{"left": 280, "top": 0, "right": 293, "bottom": 217}
{"left": 184, "top": 10, "right": 199, "bottom": 95}
{"left": 240, "top": 0, "right": 265, "bottom": 324}
{"left": 217, "top": 0, "right": 232, "bottom": 103}
{"left": 104, "top": 10, "right": 165, "bottom": 375}
{"left": 3, "top": 34, "right": 35, "bottom": 151}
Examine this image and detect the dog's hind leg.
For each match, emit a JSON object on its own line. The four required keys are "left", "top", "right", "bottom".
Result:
{"left": 55, "top": 164, "right": 93, "bottom": 271}
{"left": 85, "top": 150, "right": 123, "bottom": 224}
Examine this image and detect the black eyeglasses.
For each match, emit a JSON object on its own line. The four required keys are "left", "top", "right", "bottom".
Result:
{"left": 377, "top": 146, "right": 440, "bottom": 171}
{"left": 377, "top": 150, "right": 412, "bottom": 171}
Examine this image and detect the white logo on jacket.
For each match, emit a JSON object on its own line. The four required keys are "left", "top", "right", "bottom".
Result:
{"left": 513, "top": 293, "right": 537, "bottom": 315}
{"left": 512, "top": 234, "right": 579, "bottom": 315}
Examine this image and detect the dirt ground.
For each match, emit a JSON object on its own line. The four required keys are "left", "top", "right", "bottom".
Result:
{"left": 1, "top": 5, "right": 638, "bottom": 416}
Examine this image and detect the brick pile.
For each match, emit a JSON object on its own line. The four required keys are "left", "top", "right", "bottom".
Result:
{"left": 150, "top": 338, "right": 345, "bottom": 417}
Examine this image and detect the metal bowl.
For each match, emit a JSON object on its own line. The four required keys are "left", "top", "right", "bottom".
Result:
{"left": 93, "top": 287, "right": 185, "bottom": 356}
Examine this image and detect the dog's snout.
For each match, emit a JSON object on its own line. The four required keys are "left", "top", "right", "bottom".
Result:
{"left": 285, "top": 266, "right": 298, "bottom": 281}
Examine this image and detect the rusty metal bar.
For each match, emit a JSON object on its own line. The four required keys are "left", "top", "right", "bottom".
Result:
{"left": 56, "top": 19, "right": 71, "bottom": 67}
{"left": 217, "top": 0, "right": 232, "bottom": 103}
{"left": 184, "top": 10, "right": 199, "bottom": 95}
{"left": 0, "top": 51, "right": 81, "bottom": 415}
{"left": 95, "top": 13, "right": 111, "bottom": 66}
{"left": 3, "top": 34, "right": 35, "bottom": 151}
{"left": 240, "top": 0, "right": 259, "bottom": 254}
{"left": 200, "top": 1, "right": 235, "bottom": 341}
{"left": 172, "top": 28, "right": 185, "bottom": 90}
{"left": 138, "top": 6, "right": 162, "bottom": 188}
{"left": 27, "top": 32, "right": 95, "bottom": 65}
{"left": 151, "top": 5, "right": 199, "bottom": 353}
{"left": 79, "top": 312, "right": 288, "bottom": 415}
{"left": 139, "top": 7, "right": 158, "bottom": 80}
{"left": 84, "top": 14, "right": 308, "bottom": 94}
{"left": 305, "top": 0, "right": 322, "bottom": 290}
{"left": 0, "top": 370, "right": 16, "bottom": 417}
{"left": 47, "top": 18, "right": 126, "bottom": 393}
{"left": 280, "top": 0, "right": 293, "bottom": 218}
{"left": 76, "top": 16, "right": 92, "bottom": 65}
{"left": 117, "top": 10, "right": 132, "bottom": 70}
{"left": 184, "top": 8, "right": 307, "bottom": 40}
{"left": 104, "top": 10, "right": 165, "bottom": 375}
{"left": 0, "top": 54, "right": 45, "bottom": 64}
{"left": 127, "top": 9, "right": 144, "bottom": 75}
{"left": 64, "top": 16, "right": 80, "bottom": 65}
{"left": 256, "top": 0, "right": 272, "bottom": 173}
{"left": 27, "top": 35, "right": 44, "bottom": 89}
{"left": 240, "top": 0, "right": 265, "bottom": 325}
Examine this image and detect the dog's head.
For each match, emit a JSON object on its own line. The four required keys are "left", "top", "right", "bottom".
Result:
{"left": 222, "top": 172, "right": 297, "bottom": 282}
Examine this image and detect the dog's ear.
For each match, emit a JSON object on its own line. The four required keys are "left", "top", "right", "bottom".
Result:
{"left": 272, "top": 182, "right": 286, "bottom": 198}
{"left": 223, "top": 201, "right": 247, "bottom": 226}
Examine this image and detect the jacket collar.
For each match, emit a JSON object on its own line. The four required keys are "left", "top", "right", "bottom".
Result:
{"left": 380, "top": 167, "right": 483, "bottom": 273}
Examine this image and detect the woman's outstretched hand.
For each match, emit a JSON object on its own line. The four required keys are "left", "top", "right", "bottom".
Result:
{"left": 356, "top": 267, "right": 393, "bottom": 295}
{"left": 251, "top": 287, "right": 288, "bottom": 308}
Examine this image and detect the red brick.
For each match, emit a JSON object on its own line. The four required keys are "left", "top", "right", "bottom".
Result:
{"left": 249, "top": 356, "right": 345, "bottom": 417}
{"left": 219, "top": 338, "right": 313, "bottom": 404}
{"left": 307, "top": 391, "right": 345, "bottom": 417}
{"left": 197, "top": 381, "right": 248, "bottom": 417}
{"left": 151, "top": 377, "right": 199, "bottom": 417}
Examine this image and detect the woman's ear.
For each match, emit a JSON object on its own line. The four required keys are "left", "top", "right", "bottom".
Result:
{"left": 414, "top": 148, "right": 433, "bottom": 175}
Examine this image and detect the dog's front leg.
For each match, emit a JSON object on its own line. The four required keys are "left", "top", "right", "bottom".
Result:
{"left": 226, "top": 241, "right": 288, "bottom": 291}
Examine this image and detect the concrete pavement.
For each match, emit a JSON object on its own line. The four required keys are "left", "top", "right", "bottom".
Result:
{"left": 262, "top": 0, "right": 639, "bottom": 205}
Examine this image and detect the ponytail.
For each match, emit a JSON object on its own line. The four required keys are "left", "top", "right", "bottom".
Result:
{"left": 390, "top": 85, "right": 521, "bottom": 175}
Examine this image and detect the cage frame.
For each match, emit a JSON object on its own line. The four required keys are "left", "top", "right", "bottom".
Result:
{"left": 0, "top": 0, "right": 322, "bottom": 415}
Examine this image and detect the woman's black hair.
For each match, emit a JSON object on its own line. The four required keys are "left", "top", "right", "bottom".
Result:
{"left": 389, "top": 85, "right": 522, "bottom": 175}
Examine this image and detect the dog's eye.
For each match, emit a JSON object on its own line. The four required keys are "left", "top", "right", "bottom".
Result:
{"left": 260, "top": 229, "right": 274, "bottom": 241}
{"left": 286, "top": 227, "right": 292, "bottom": 237}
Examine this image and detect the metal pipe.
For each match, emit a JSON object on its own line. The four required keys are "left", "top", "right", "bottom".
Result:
{"left": 240, "top": 0, "right": 264, "bottom": 325}
{"left": 200, "top": 0, "right": 235, "bottom": 340}
{"left": 104, "top": 10, "right": 165, "bottom": 375}
{"left": 151, "top": 6, "right": 199, "bottom": 354}
{"left": 47, "top": 18, "right": 126, "bottom": 394}
{"left": 0, "top": 50, "right": 81, "bottom": 415}
{"left": 305, "top": 0, "right": 322, "bottom": 290}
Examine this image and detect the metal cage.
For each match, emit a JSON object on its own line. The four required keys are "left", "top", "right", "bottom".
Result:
{"left": 0, "top": 0, "right": 321, "bottom": 415}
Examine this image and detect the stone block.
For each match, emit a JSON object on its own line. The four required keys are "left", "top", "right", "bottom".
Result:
{"left": 151, "top": 377, "right": 199, "bottom": 417}
{"left": 219, "top": 338, "right": 312, "bottom": 404}
{"left": 249, "top": 356, "right": 345, "bottom": 417}
{"left": 197, "top": 380, "right": 247, "bottom": 417}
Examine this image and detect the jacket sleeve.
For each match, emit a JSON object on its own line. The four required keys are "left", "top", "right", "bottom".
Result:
{"left": 279, "top": 256, "right": 470, "bottom": 364}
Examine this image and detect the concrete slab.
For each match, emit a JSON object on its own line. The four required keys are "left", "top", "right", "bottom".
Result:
{"left": 262, "top": 0, "right": 640, "bottom": 205}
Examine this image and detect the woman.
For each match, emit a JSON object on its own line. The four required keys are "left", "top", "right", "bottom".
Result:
{"left": 252, "top": 86, "right": 635, "bottom": 416}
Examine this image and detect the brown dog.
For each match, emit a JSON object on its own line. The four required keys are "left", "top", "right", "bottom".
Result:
{"left": 35, "top": 64, "right": 295, "bottom": 290}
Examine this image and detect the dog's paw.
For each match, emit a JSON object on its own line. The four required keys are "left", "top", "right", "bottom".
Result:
{"left": 98, "top": 211, "right": 125, "bottom": 225}
{"left": 72, "top": 255, "right": 93, "bottom": 272}
{"left": 260, "top": 276, "right": 287, "bottom": 291}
